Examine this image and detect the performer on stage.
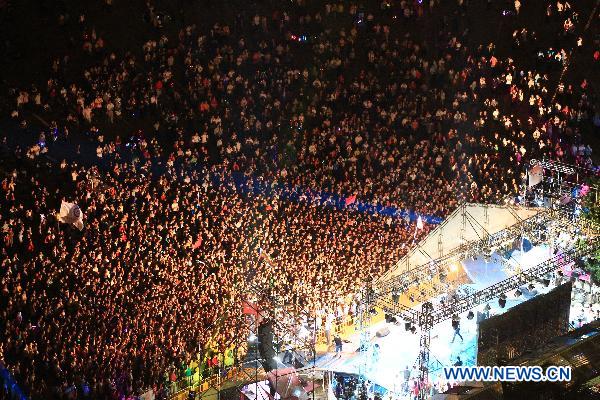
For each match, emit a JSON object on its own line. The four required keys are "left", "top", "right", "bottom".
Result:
{"left": 282, "top": 342, "right": 294, "bottom": 364}
{"left": 403, "top": 366, "right": 410, "bottom": 393}
{"left": 451, "top": 318, "right": 464, "bottom": 343}
{"left": 334, "top": 334, "right": 343, "bottom": 357}
{"left": 372, "top": 343, "right": 380, "bottom": 364}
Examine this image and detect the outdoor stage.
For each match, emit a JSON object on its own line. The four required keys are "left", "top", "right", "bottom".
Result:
{"left": 233, "top": 205, "right": 600, "bottom": 400}
{"left": 313, "top": 243, "right": 598, "bottom": 397}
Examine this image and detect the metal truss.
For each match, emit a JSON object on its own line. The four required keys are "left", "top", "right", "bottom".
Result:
{"left": 356, "top": 283, "right": 374, "bottom": 399}
{"left": 173, "top": 261, "right": 321, "bottom": 400}
{"left": 530, "top": 159, "right": 576, "bottom": 175}
{"left": 373, "top": 207, "right": 565, "bottom": 314}
{"left": 528, "top": 158, "right": 600, "bottom": 214}
{"left": 430, "top": 235, "right": 599, "bottom": 325}
{"left": 417, "top": 302, "right": 434, "bottom": 390}
{"left": 361, "top": 204, "right": 599, "bottom": 400}
{"left": 374, "top": 204, "right": 597, "bottom": 311}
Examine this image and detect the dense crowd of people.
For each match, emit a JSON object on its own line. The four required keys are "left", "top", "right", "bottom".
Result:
{"left": 1, "top": 0, "right": 599, "bottom": 399}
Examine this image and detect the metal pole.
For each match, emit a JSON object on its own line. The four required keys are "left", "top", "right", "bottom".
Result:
{"left": 357, "top": 280, "right": 373, "bottom": 400}
{"left": 417, "top": 302, "right": 434, "bottom": 400}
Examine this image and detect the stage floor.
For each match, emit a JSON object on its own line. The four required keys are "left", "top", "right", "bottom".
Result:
{"left": 314, "top": 282, "right": 598, "bottom": 398}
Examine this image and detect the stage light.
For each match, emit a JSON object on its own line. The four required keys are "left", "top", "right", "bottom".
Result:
{"left": 439, "top": 272, "right": 447, "bottom": 283}
{"left": 499, "top": 294, "right": 507, "bottom": 308}
{"left": 543, "top": 278, "right": 550, "bottom": 287}
{"left": 384, "top": 314, "right": 398, "bottom": 324}
{"left": 467, "top": 311, "right": 474, "bottom": 320}
{"left": 514, "top": 289, "right": 522, "bottom": 298}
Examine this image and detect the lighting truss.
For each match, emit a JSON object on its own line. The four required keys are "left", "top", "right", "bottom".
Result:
{"left": 530, "top": 175, "right": 587, "bottom": 210}
{"left": 188, "top": 257, "right": 321, "bottom": 400}
{"left": 375, "top": 294, "right": 420, "bottom": 324}
{"left": 356, "top": 285, "right": 374, "bottom": 398}
{"left": 362, "top": 235, "right": 599, "bottom": 399}
{"left": 375, "top": 205, "right": 597, "bottom": 311}
{"left": 430, "top": 235, "right": 598, "bottom": 325}
{"left": 528, "top": 159, "right": 600, "bottom": 215}
{"left": 373, "top": 208, "right": 568, "bottom": 308}
{"left": 360, "top": 201, "right": 599, "bottom": 399}
{"left": 369, "top": 210, "right": 600, "bottom": 322}
{"left": 530, "top": 159, "right": 576, "bottom": 175}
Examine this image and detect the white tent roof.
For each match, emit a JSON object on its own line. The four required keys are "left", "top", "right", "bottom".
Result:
{"left": 379, "top": 203, "right": 543, "bottom": 282}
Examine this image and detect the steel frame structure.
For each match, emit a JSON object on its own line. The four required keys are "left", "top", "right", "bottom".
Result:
{"left": 356, "top": 283, "right": 374, "bottom": 400}
{"left": 234, "top": 279, "right": 321, "bottom": 400}
{"left": 372, "top": 206, "right": 581, "bottom": 318}
{"left": 430, "top": 236, "right": 598, "bottom": 325}
{"left": 375, "top": 204, "right": 583, "bottom": 305}
{"left": 356, "top": 159, "right": 600, "bottom": 399}
{"left": 179, "top": 159, "right": 599, "bottom": 400}
{"left": 528, "top": 158, "right": 600, "bottom": 209}
{"left": 360, "top": 234, "right": 598, "bottom": 399}
{"left": 170, "top": 261, "right": 321, "bottom": 400}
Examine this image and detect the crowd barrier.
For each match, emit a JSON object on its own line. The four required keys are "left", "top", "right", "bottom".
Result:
{"left": 160, "top": 343, "right": 243, "bottom": 400}
{"left": 161, "top": 312, "right": 360, "bottom": 400}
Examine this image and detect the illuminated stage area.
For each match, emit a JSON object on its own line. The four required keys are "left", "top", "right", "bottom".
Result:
{"left": 315, "top": 243, "right": 599, "bottom": 397}
{"left": 236, "top": 204, "right": 599, "bottom": 400}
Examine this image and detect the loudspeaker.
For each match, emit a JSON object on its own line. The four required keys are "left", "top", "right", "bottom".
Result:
{"left": 257, "top": 321, "right": 277, "bottom": 372}
{"left": 266, "top": 367, "right": 311, "bottom": 399}
{"left": 375, "top": 327, "right": 390, "bottom": 337}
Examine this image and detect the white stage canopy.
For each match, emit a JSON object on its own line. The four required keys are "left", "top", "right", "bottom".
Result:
{"left": 379, "top": 203, "right": 543, "bottom": 282}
